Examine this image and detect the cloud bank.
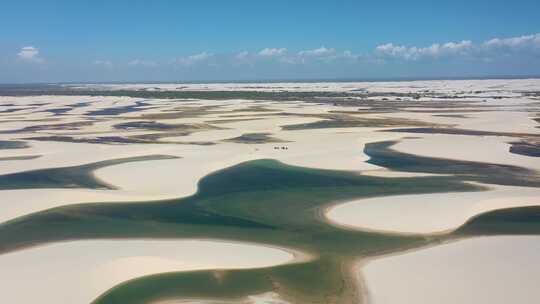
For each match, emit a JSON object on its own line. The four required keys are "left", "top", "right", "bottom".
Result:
{"left": 17, "top": 46, "right": 43, "bottom": 63}
{"left": 258, "top": 48, "right": 287, "bottom": 57}
{"left": 375, "top": 33, "right": 540, "bottom": 61}
{"left": 162, "top": 33, "right": 539, "bottom": 68}
{"left": 7, "top": 33, "right": 540, "bottom": 82}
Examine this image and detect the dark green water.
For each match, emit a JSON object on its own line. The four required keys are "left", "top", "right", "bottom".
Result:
{"left": 364, "top": 140, "right": 540, "bottom": 187}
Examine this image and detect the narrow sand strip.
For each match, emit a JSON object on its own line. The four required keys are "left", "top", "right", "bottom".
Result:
{"left": 391, "top": 134, "right": 540, "bottom": 171}
{"left": 153, "top": 292, "right": 290, "bottom": 304}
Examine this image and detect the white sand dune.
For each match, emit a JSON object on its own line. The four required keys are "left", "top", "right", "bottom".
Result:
{"left": 95, "top": 128, "right": 406, "bottom": 197}
{"left": 1, "top": 87, "right": 539, "bottom": 226}
{"left": 326, "top": 184, "right": 540, "bottom": 235}
{"left": 0, "top": 239, "right": 305, "bottom": 304}
{"left": 73, "top": 78, "right": 540, "bottom": 94}
{"left": 362, "top": 236, "right": 540, "bottom": 304}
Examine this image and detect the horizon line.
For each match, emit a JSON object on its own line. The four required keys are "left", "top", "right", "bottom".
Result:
{"left": 2, "top": 74, "right": 540, "bottom": 86}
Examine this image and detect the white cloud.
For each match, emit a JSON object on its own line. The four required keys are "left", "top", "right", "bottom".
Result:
{"left": 443, "top": 40, "right": 473, "bottom": 51}
{"left": 175, "top": 52, "right": 213, "bottom": 66}
{"left": 341, "top": 50, "right": 356, "bottom": 58}
{"left": 235, "top": 51, "right": 250, "bottom": 60}
{"left": 258, "top": 48, "right": 287, "bottom": 57}
{"left": 333, "top": 50, "right": 363, "bottom": 62}
{"left": 189, "top": 52, "right": 212, "bottom": 61}
{"left": 298, "top": 46, "right": 335, "bottom": 57}
{"left": 232, "top": 51, "right": 255, "bottom": 66}
{"left": 376, "top": 43, "right": 408, "bottom": 57}
{"left": 375, "top": 33, "right": 540, "bottom": 62}
{"left": 93, "top": 60, "right": 113, "bottom": 68}
{"left": 323, "top": 50, "right": 366, "bottom": 62}
{"left": 17, "top": 46, "right": 43, "bottom": 63}
{"left": 376, "top": 40, "right": 472, "bottom": 60}
{"left": 483, "top": 33, "right": 540, "bottom": 49}
{"left": 290, "top": 47, "right": 358, "bottom": 64}
{"left": 128, "top": 59, "right": 157, "bottom": 67}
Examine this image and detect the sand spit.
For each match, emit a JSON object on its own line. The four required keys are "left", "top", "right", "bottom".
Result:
{"left": 391, "top": 134, "right": 540, "bottom": 171}
{"left": 326, "top": 184, "right": 540, "bottom": 235}
{"left": 0, "top": 239, "right": 305, "bottom": 304}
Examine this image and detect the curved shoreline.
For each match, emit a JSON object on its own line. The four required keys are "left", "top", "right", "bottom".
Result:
{"left": 324, "top": 183, "right": 540, "bottom": 236}
{"left": 0, "top": 238, "right": 311, "bottom": 304}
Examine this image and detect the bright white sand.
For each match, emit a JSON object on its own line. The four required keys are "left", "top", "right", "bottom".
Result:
{"left": 2, "top": 87, "right": 539, "bottom": 226}
{"left": 171, "top": 129, "right": 244, "bottom": 142}
{"left": 458, "top": 110, "right": 539, "bottom": 134}
{"left": 95, "top": 128, "right": 404, "bottom": 198}
{"left": 326, "top": 184, "right": 540, "bottom": 235}
{"left": 362, "top": 236, "right": 540, "bottom": 304}
{"left": 73, "top": 78, "right": 540, "bottom": 94}
{"left": 0, "top": 239, "right": 304, "bottom": 304}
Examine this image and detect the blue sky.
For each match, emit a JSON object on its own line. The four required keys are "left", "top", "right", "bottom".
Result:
{"left": 1, "top": 0, "right": 539, "bottom": 83}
